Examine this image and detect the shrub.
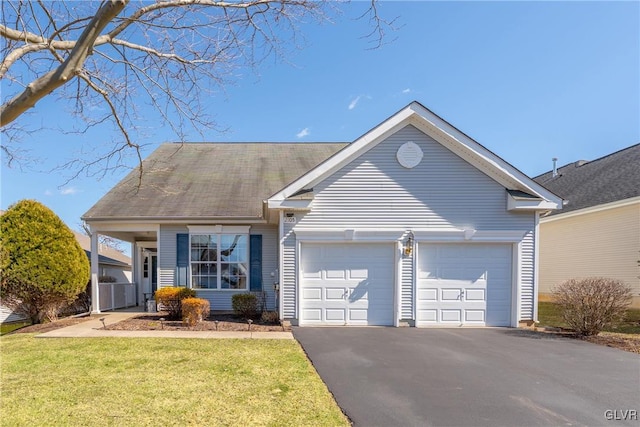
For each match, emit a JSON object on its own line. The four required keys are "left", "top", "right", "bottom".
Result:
{"left": 182, "top": 298, "right": 210, "bottom": 327}
{"left": 0, "top": 200, "right": 89, "bottom": 323}
{"left": 155, "top": 287, "right": 196, "bottom": 319}
{"left": 98, "top": 275, "right": 117, "bottom": 283}
{"left": 261, "top": 310, "right": 279, "bottom": 324}
{"left": 232, "top": 293, "right": 258, "bottom": 319}
{"left": 552, "top": 277, "right": 632, "bottom": 336}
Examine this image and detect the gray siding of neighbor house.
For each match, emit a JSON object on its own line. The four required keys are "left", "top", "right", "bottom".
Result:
{"left": 158, "top": 224, "right": 279, "bottom": 311}
{"left": 0, "top": 305, "right": 26, "bottom": 324}
{"left": 283, "top": 125, "right": 537, "bottom": 321}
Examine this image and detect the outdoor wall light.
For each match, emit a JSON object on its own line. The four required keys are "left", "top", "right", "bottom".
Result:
{"left": 404, "top": 232, "right": 414, "bottom": 256}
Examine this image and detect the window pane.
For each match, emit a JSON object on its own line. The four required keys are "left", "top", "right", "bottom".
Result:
{"left": 192, "top": 261, "right": 217, "bottom": 289}
{"left": 221, "top": 263, "right": 247, "bottom": 289}
{"left": 191, "top": 234, "right": 217, "bottom": 261}
{"left": 221, "top": 234, "right": 247, "bottom": 263}
{"left": 190, "top": 233, "right": 247, "bottom": 290}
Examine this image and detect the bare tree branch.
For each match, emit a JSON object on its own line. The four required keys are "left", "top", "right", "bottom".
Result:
{"left": 1, "top": 0, "right": 128, "bottom": 126}
{"left": 1, "top": 0, "right": 393, "bottom": 182}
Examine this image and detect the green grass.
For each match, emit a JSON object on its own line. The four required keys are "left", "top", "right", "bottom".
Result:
{"left": 0, "top": 321, "right": 30, "bottom": 336}
{"left": 538, "top": 301, "right": 640, "bottom": 334}
{"left": 0, "top": 335, "right": 349, "bottom": 427}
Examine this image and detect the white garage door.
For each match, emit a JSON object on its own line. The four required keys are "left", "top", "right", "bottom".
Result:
{"left": 416, "top": 243, "right": 512, "bottom": 327}
{"left": 300, "top": 243, "right": 395, "bottom": 326}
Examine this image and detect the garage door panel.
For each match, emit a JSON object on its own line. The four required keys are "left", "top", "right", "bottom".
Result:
{"left": 322, "top": 287, "right": 345, "bottom": 300}
{"left": 465, "top": 289, "right": 486, "bottom": 301}
{"left": 441, "top": 288, "right": 463, "bottom": 302}
{"left": 417, "top": 243, "right": 512, "bottom": 327}
{"left": 302, "top": 269, "right": 322, "bottom": 279}
{"left": 465, "top": 310, "right": 485, "bottom": 323}
{"left": 300, "top": 243, "right": 394, "bottom": 326}
{"left": 302, "top": 288, "right": 322, "bottom": 300}
{"left": 302, "top": 308, "right": 322, "bottom": 321}
{"left": 417, "top": 288, "right": 438, "bottom": 301}
{"left": 417, "top": 309, "right": 438, "bottom": 322}
{"left": 349, "top": 309, "right": 368, "bottom": 321}
{"left": 326, "top": 269, "right": 346, "bottom": 279}
{"left": 441, "top": 310, "right": 461, "bottom": 322}
{"left": 325, "top": 308, "right": 347, "bottom": 321}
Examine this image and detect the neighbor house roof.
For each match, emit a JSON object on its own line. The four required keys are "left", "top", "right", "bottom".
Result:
{"left": 83, "top": 143, "right": 347, "bottom": 220}
{"left": 533, "top": 143, "right": 640, "bottom": 215}
{"left": 73, "top": 231, "right": 131, "bottom": 267}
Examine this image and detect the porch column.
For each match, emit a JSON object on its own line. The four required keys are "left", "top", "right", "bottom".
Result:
{"left": 91, "top": 230, "right": 101, "bottom": 313}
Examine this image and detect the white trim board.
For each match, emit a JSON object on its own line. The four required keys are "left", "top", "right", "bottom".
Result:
{"left": 540, "top": 196, "right": 640, "bottom": 223}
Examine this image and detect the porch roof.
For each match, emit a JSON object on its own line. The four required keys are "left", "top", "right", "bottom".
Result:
{"left": 82, "top": 142, "right": 347, "bottom": 221}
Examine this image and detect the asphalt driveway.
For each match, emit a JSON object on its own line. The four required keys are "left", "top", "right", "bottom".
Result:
{"left": 293, "top": 327, "right": 639, "bottom": 427}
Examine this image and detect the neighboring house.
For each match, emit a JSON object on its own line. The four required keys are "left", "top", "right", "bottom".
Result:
{"left": 72, "top": 231, "right": 132, "bottom": 283}
{"left": 0, "top": 230, "right": 132, "bottom": 323}
{"left": 533, "top": 144, "right": 640, "bottom": 308}
{"left": 83, "top": 102, "right": 562, "bottom": 327}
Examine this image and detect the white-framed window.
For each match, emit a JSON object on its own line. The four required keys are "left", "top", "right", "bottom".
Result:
{"left": 188, "top": 226, "right": 249, "bottom": 290}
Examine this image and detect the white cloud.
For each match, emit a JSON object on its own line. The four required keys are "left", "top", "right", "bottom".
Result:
{"left": 60, "top": 187, "right": 79, "bottom": 196}
{"left": 296, "top": 127, "right": 310, "bottom": 139}
{"left": 348, "top": 96, "right": 361, "bottom": 110}
{"left": 44, "top": 190, "right": 53, "bottom": 196}
{"left": 402, "top": 88, "right": 411, "bottom": 94}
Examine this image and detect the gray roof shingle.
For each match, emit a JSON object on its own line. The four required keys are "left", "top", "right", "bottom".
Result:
{"left": 533, "top": 143, "right": 640, "bottom": 215}
{"left": 83, "top": 143, "right": 347, "bottom": 220}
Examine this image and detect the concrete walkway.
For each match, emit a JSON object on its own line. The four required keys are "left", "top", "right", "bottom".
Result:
{"left": 37, "top": 311, "right": 293, "bottom": 340}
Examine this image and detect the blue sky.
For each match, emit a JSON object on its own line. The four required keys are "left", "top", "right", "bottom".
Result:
{"left": 1, "top": 1, "right": 639, "bottom": 232}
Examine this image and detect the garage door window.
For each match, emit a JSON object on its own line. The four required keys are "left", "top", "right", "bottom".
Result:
{"left": 190, "top": 234, "right": 248, "bottom": 290}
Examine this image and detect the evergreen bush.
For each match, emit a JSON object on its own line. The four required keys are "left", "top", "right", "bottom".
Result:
{"left": 0, "top": 200, "right": 89, "bottom": 323}
{"left": 232, "top": 293, "right": 258, "bottom": 319}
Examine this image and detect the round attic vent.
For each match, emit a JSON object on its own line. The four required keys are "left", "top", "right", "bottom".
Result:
{"left": 396, "top": 141, "right": 423, "bottom": 169}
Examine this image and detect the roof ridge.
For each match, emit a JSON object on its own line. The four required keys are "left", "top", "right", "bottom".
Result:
{"left": 533, "top": 142, "right": 640, "bottom": 179}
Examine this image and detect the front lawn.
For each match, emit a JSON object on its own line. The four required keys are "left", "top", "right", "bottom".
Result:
{"left": 538, "top": 301, "right": 640, "bottom": 334}
{"left": 0, "top": 321, "right": 30, "bottom": 336}
{"left": 0, "top": 335, "right": 348, "bottom": 426}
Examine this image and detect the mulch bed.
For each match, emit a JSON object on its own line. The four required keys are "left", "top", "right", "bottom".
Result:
{"left": 10, "top": 315, "right": 94, "bottom": 334}
{"left": 531, "top": 327, "right": 640, "bottom": 354}
{"left": 107, "top": 312, "right": 290, "bottom": 332}
{"left": 581, "top": 333, "right": 640, "bottom": 354}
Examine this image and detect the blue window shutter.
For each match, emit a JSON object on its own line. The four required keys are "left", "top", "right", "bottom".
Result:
{"left": 249, "top": 235, "right": 262, "bottom": 291}
{"left": 176, "top": 233, "right": 189, "bottom": 287}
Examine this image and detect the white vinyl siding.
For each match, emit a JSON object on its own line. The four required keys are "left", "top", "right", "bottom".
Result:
{"left": 282, "top": 221, "right": 297, "bottom": 319}
{"left": 296, "top": 126, "right": 533, "bottom": 231}
{"left": 400, "top": 251, "right": 414, "bottom": 320}
{"left": 158, "top": 224, "right": 279, "bottom": 311}
{"left": 282, "top": 125, "right": 536, "bottom": 322}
